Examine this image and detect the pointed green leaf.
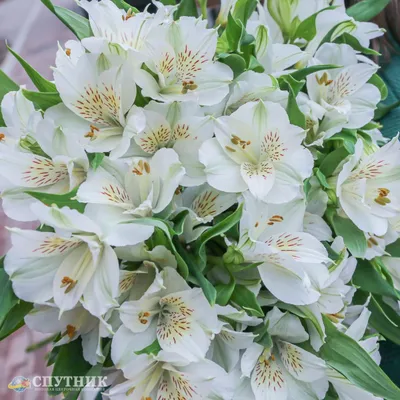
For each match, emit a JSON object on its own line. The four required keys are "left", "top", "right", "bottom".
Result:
{"left": 25, "top": 188, "right": 86, "bottom": 213}
{"left": 0, "top": 258, "right": 19, "bottom": 328}
{"left": 0, "top": 300, "right": 33, "bottom": 341}
{"left": 347, "top": 0, "right": 391, "bottom": 22}
{"left": 41, "top": 0, "right": 93, "bottom": 40}
{"left": 7, "top": 46, "right": 57, "bottom": 92}
{"left": 282, "top": 75, "right": 306, "bottom": 129}
{"left": 326, "top": 209, "right": 367, "bottom": 258}
{"left": 294, "top": 6, "right": 337, "bottom": 41}
{"left": 110, "top": 0, "right": 139, "bottom": 12}
{"left": 0, "top": 69, "right": 19, "bottom": 126}
{"left": 368, "top": 74, "right": 388, "bottom": 101}
{"left": 353, "top": 259, "right": 400, "bottom": 300}
{"left": 320, "top": 316, "right": 400, "bottom": 400}
{"left": 231, "top": 285, "right": 264, "bottom": 317}
{"left": 232, "top": 0, "right": 257, "bottom": 26}
{"left": 22, "top": 90, "right": 62, "bottom": 111}
{"left": 174, "top": 0, "right": 199, "bottom": 19}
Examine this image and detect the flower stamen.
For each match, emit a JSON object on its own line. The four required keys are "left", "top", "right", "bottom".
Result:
{"left": 60, "top": 276, "right": 77, "bottom": 293}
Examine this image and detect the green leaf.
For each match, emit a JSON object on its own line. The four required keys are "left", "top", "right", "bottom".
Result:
{"left": 48, "top": 339, "right": 92, "bottom": 396}
{"left": 195, "top": 203, "right": 243, "bottom": 271}
{"left": 128, "top": 218, "right": 189, "bottom": 279}
{"left": 253, "top": 322, "right": 273, "bottom": 349}
{"left": 198, "top": 0, "right": 207, "bottom": 19}
{"left": 281, "top": 75, "right": 306, "bottom": 129}
{"left": 335, "top": 32, "right": 380, "bottom": 56}
{"left": 294, "top": 6, "right": 337, "bottom": 41}
{"left": 367, "top": 294, "right": 400, "bottom": 346}
{"left": 231, "top": 284, "right": 264, "bottom": 317}
{"left": 110, "top": 0, "right": 140, "bottom": 12}
{"left": 218, "top": 53, "right": 247, "bottom": 78}
{"left": 88, "top": 153, "right": 105, "bottom": 170}
{"left": 215, "top": 266, "right": 236, "bottom": 306}
{"left": 248, "top": 55, "right": 265, "bottom": 73}
{"left": 326, "top": 130, "right": 357, "bottom": 154}
{"left": 7, "top": 46, "right": 57, "bottom": 92}
{"left": 385, "top": 238, "right": 400, "bottom": 257}
{"left": 286, "top": 64, "right": 340, "bottom": 82}
{"left": 0, "top": 69, "right": 19, "bottom": 126}
{"left": 0, "top": 301, "right": 33, "bottom": 341}
{"left": 319, "top": 146, "right": 350, "bottom": 177}
{"left": 316, "top": 169, "right": 331, "bottom": 189}
{"left": 225, "top": 13, "right": 244, "bottom": 52}
{"left": 347, "top": 0, "right": 390, "bottom": 22}
{"left": 135, "top": 339, "right": 162, "bottom": 356}
{"left": 368, "top": 74, "right": 388, "bottom": 101}
{"left": 41, "top": 0, "right": 93, "bottom": 40}
{"left": 171, "top": 210, "right": 190, "bottom": 237}
{"left": 232, "top": 0, "right": 257, "bottom": 26}
{"left": 64, "top": 360, "right": 106, "bottom": 400}
{"left": 326, "top": 209, "right": 367, "bottom": 257}
{"left": 320, "top": 316, "right": 400, "bottom": 400}
{"left": 374, "top": 100, "right": 400, "bottom": 120}
{"left": 25, "top": 188, "right": 86, "bottom": 213}
{"left": 22, "top": 90, "right": 62, "bottom": 111}
{"left": 0, "top": 258, "right": 18, "bottom": 328}
{"left": 353, "top": 259, "right": 400, "bottom": 300}
{"left": 174, "top": 0, "right": 199, "bottom": 19}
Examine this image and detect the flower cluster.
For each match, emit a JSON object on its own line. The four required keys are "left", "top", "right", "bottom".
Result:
{"left": 1, "top": 0, "right": 400, "bottom": 399}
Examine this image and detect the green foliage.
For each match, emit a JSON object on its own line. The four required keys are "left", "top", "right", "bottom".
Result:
{"left": 325, "top": 208, "right": 367, "bottom": 258}
{"left": 353, "top": 259, "right": 400, "bottom": 301}
{"left": 41, "top": 0, "right": 93, "bottom": 40}
{"left": 110, "top": 0, "right": 140, "bottom": 11}
{"left": 135, "top": 340, "right": 162, "bottom": 356}
{"left": 286, "top": 64, "right": 341, "bottom": 82}
{"left": 335, "top": 32, "right": 381, "bottom": 56}
{"left": 0, "top": 301, "right": 33, "bottom": 341}
{"left": 294, "top": 6, "right": 337, "bottom": 41}
{"left": 281, "top": 75, "right": 306, "bottom": 129}
{"left": 320, "top": 316, "right": 400, "bottom": 400}
{"left": 368, "top": 74, "right": 388, "bottom": 101}
{"left": 347, "top": 0, "right": 391, "bottom": 22}
{"left": 375, "top": 100, "right": 400, "bottom": 120}
{"left": 22, "top": 90, "right": 62, "bottom": 111}
{"left": 0, "top": 70, "right": 19, "bottom": 126}
{"left": 48, "top": 339, "right": 92, "bottom": 396}
{"left": 218, "top": 53, "right": 247, "bottom": 78}
{"left": 174, "top": 0, "right": 199, "bottom": 19}
{"left": 318, "top": 146, "right": 351, "bottom": 177}
{"left": 7, "top": 46, "right": 57, "bottom": 92}
{"left": 231, "top": 284, "right": 264, "bottom": 317}
{"left": 232, "top": 0, "right": 257, "bottom": 26}
{"left": 88, "top": 153, "right": 105, "bottom": 170}
{"left": 26, "top": 188, "right": 86, "bottom": 213}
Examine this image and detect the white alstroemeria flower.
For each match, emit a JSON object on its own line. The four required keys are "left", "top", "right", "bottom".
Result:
{"left": 0, "top": 89, "right": 42, "bottom": 148}
{"left": 125, "top": 101, "right": 214, "bottom": 186}
{"left": 53, "top": 51, "right": 144, "bottom": 158}
{"left": 200, "top": 100, "right": 313, "bottom": 203}
{"left": 110, "top": 329, "right": 229, "bottom": 400}
{"left": 239, "top": 193, "right": 330, "bottom": 305}
{"left": 335, "top": 138, "right": 400, "bottom": 236}
{"left": 78, "top": 0, "right": 171, "bottom": 54}
{"left": 4, "top": 203, "right": 154, "bottom": 316}
{"left": 25, "top": 303, "right": 114, "bottom": 365}
{"left": 303, "top": 237, "right": 357, "bottom": 351}
{"left": 118, "top": 267, "right": 220, "bottom": 361}
{"left": 247, "top": 10, "right": 305, "bottom": 75}
{"left": 0, "top": 107, "right": 89, "bottom": 222}
{"left": 77, "top": 148, "right": 185, "bottom": 217}
{"left": 240, "top": 307, "right": 327, "bottom": 400}
{"left": 207, "top": 305, "right": 261, "bottom": 373}
{"left": 136, "top": 17, "right": 233, "bottom": 106}
{"left": 298, "top": 92, "right": 347, "bottom": 147}
{"left": 307, "top": 44, "right": 380, "bottom": 129}
{"left": 225, "top": 71, "right": 288, "bottom": 115}
{"left": 174, "top": 184, "right": 237, "bottom": 242}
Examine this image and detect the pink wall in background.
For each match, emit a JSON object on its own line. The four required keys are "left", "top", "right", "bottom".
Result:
{"left": 0, "top": 1, "right": 76, "bottom": 398}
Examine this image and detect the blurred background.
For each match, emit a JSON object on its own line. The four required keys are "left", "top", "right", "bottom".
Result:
{"left": 0, "top": 2, "right": 77, "bottom": 399}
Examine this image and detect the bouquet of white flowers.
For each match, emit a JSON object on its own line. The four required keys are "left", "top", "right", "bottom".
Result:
{"left": 1, "top": 0, "right": 400, "bottom": 398}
